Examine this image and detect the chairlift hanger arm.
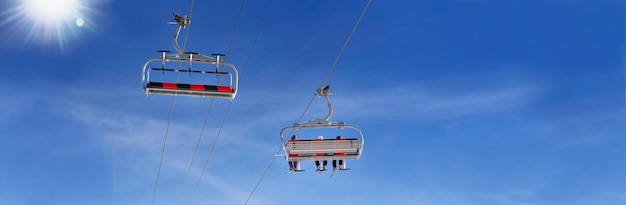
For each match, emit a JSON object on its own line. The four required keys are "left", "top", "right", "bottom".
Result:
{"left": 316, "top": 85, "right": 336, "bottom": 121}
{"left": 167, "top": 13, "right": 190, "bottom": 54}
{"left": 310, "top": 85, "right": 337, "bottom": 121}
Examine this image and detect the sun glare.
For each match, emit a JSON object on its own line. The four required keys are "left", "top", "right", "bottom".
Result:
{"left": 0, "top": 0, "right": 96, "bottom": 50}
{"left": 22, "top": 0, "right": 80, "bottom": 25}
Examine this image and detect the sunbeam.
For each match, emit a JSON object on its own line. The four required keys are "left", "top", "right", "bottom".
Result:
{"left": 0, "top": 0, "right": 97, "bottom": 50}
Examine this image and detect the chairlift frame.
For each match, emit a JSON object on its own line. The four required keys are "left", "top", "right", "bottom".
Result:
{"left": 279, "top": 86, "right": 364, "bottom": 168}
{"left": 141, "top": 13, "right": 239, "bottom": 100}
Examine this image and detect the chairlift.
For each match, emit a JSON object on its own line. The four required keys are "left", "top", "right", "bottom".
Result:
{"left": 279, "top": 85, "right": 364, "bottom": 173}
{"left": 141, "top": 13, "right": 238, "bottom": 100}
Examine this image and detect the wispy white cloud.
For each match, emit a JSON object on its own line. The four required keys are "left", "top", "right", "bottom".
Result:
{"left": 528, "top": 110, "right": 626, "bottom": 149}
{"left": 219, "top": 81, "right": 539, "bottom": 130}
{"left": 61, "top": 99, "right": 279, "bottom": 205}
{"left": 9, "top": 76, "right": 621, "bottom": 205}
{"left": 0, "top": 88, "right": 40, "bottom": 125}
{"left": 324, "top": 83, "right": 539, "bottom": 122}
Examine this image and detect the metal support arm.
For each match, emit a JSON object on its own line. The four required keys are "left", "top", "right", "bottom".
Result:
{"left": 167, "top": 13, "right": 190, "bottom": 54}
{"left": 316, "top": 85, "right": 336, "bottom": 121}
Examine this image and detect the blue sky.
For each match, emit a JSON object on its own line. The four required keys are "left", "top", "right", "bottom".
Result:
{"left": 1, "top": 0, "right": 625, "bottom": 204}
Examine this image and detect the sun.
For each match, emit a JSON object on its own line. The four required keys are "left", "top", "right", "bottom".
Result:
{"left": 0, "top": 0, "right": 95, "bottom": 50}
{"left": 21, "top": 0, "right": 80, "bottom": 25}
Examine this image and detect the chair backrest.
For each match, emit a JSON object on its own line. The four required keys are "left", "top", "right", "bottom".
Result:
{"left": 286, "top": 138, "right": 360, "bottom": 161}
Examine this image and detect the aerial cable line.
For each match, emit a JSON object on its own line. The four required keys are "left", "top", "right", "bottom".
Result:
{"left": 240, "top": 0, "right": 271, "bottom": 77}
{"left": 225, "top": 0, "right": 247, "bottom": 57}
{"left": 151, "top": 1, "right": 196, "bottom": 205}
{"left": 174, "top": 0, "right": 245, "bottom": 203}
{"left": 188, "top": 102, "right": 233, "bottom": 205}
{"left": 173, "top": 0, "right": 245, "bottom": 203}
{"left": 317, "top": 0, "right": 371, "bottom": 88}
{"left": 185, "top": 0, "right": 252, "bottom": 204}
{"left": 175, "top": 100, "right": 216, "bottom": 205}
{"left": 243, "top": 0, "right": 372, "bottom": 204}
{"left": 285, "top": 0, "right": 373, "bottom": 127}
{"left": 177, "top": 0, "right": 246, "bottom": 204}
